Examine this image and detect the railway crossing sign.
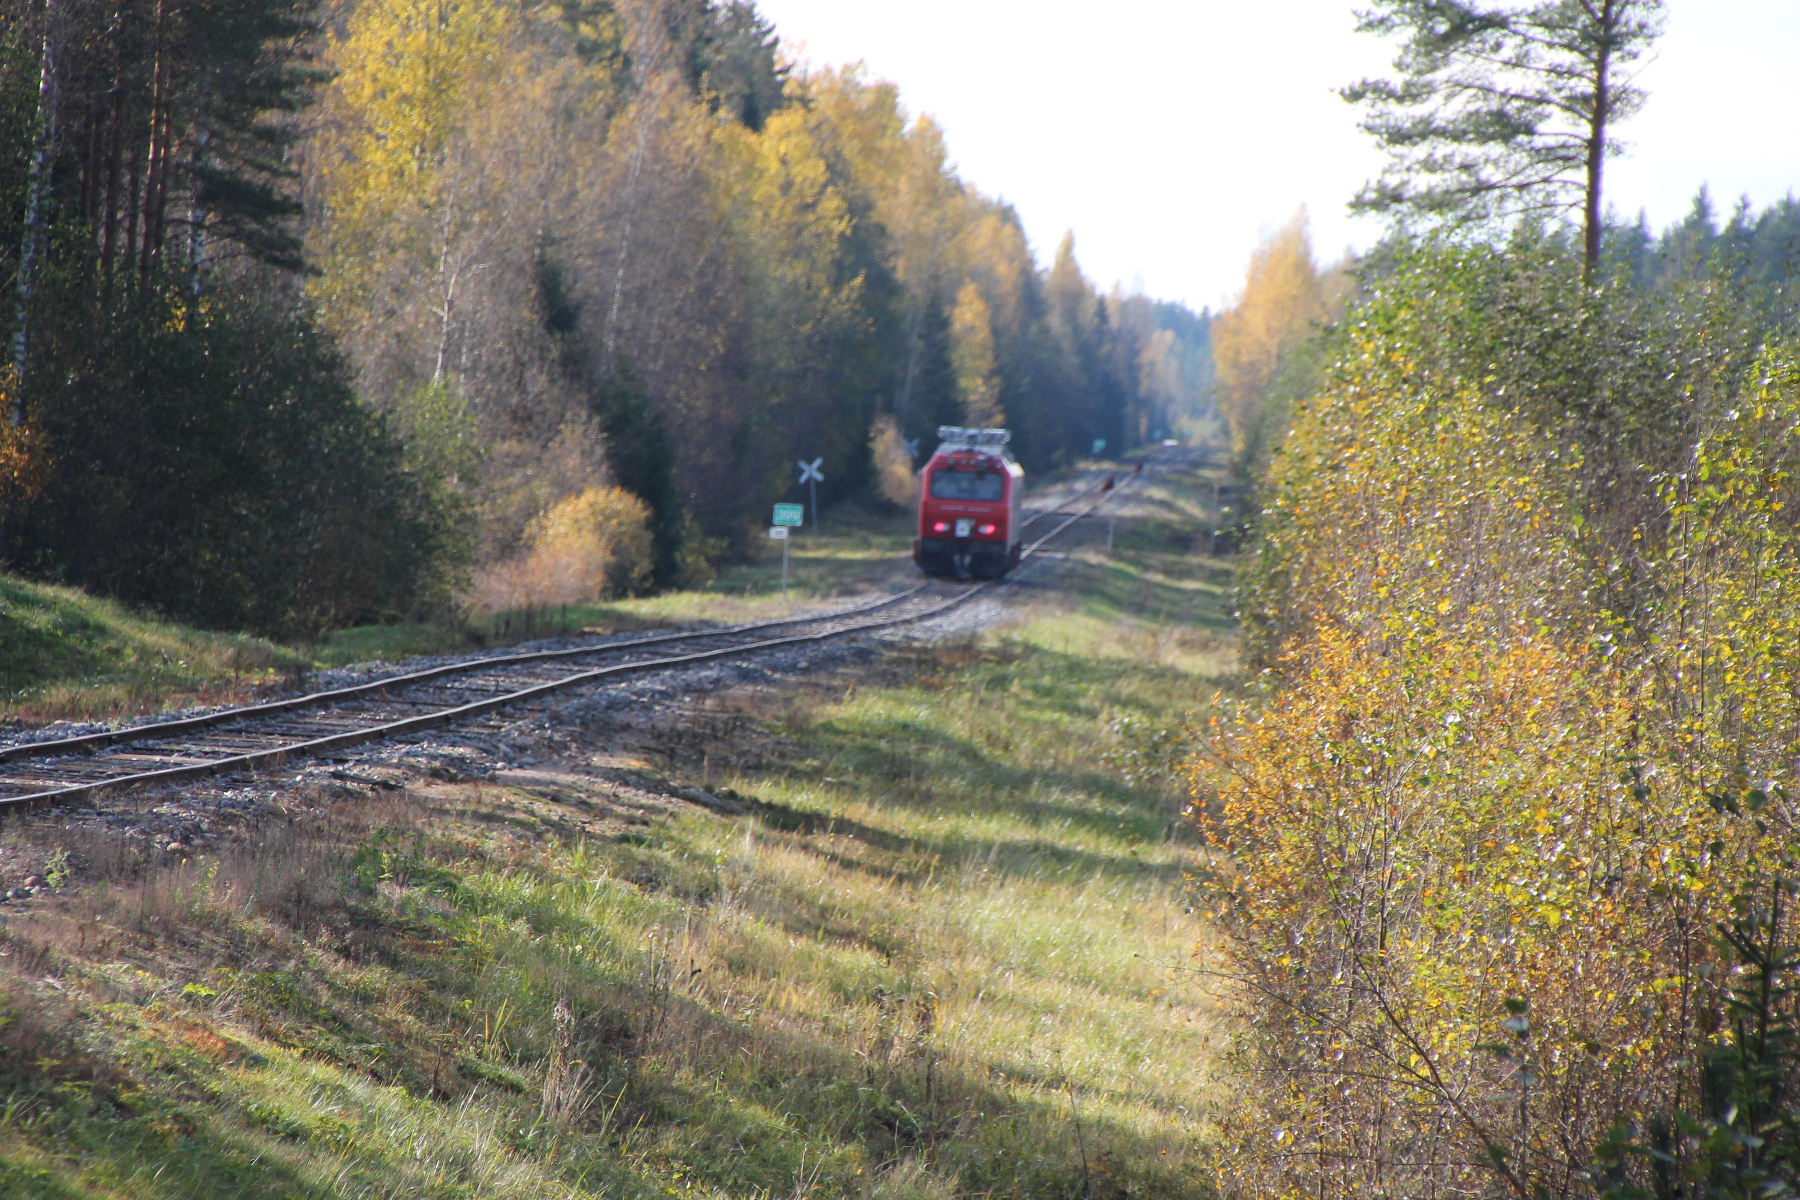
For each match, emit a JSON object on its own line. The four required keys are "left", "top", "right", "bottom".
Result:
{"left": 903, "top": 437, "right": 920, "bottom": 460}
{"left": 796, "top": 458, "right": 824, "bottom": 531}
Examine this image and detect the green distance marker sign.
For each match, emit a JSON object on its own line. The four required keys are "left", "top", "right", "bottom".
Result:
{"left": 773, "top": 503, "right": 804, "bottom": 527}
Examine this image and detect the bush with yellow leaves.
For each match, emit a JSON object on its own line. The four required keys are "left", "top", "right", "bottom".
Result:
{"left": 868, "top": 415, "right": 919, "bottom": 507}
{"left": 1202, "top": 245, "right": 1800, "bottom": 1200}
{"left": 471, "top": 486, "right": 652, "bottom": 613}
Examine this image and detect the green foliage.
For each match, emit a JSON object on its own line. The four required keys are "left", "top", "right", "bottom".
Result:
{"left": 697, "top": 1, "right": 788, "bottom": 131}
{"left": 0, "top": 0, "right": 474, "bottom": 638}
{"left": 1345, "top": 0, "right": 1664, "bottom": 268}
{"left": 350, "top": 828, "right": 463, "bottom": 896}
{"left": 391, "top": 377, "right": 482, "bottom": 487}
{"left": 1104, "top": 713, "right": 1191, "bottom": 788}
{"left": 1606, "top": 190, "right": 1800, "bottom": 296}
{"left": 0, "top": 0, "right": 326, "bottom": 279}
{"left": 11, "top": 280, "right": 462, "bottom": 636}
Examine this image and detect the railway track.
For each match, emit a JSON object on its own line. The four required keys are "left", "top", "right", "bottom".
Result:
{"left": 0, "top": 459, "right": 1154, "bottom": 813}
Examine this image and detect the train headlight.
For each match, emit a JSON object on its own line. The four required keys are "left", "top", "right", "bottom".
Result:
{"left": 977, "top": 524, "right": 996, "bottom": 535}
{"left": 931, "top": 521, "right": 949, "bottom": 533}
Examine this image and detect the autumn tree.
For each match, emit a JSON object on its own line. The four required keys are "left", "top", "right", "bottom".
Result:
{"left": 950, "top": 279, "right": 1002, "bottom": 427}
{"left": 1344, "top": 0, "right": 1664, "bottom": 273}
{"left": 1210, "top": 210, "right": 1341, "bottom": 478}
{"left": 313, "top": 0, "right": 622, "bottom": 565}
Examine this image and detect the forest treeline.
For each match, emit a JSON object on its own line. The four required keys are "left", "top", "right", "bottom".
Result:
{"left": 1199, "top": 192, "right": 1800, "bottom": 1198}
{"left": 0, "top": 0, "right": 1212, "bottom": 636}
{"left": 1209, "top": 191, "right": 1800, "bottom": 496}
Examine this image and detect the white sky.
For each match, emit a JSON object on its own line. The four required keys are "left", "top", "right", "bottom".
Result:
{"left": 756, "top": 0, "right": 1800, "bottom": 313}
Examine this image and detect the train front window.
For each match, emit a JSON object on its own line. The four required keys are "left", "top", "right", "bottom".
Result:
{"left": 929, "top": 470, "right": 1005, "bottom": 501}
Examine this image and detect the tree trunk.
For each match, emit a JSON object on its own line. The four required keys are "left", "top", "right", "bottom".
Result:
{"left": 141, "top": 0, "right": 168, "bottom": 281}
{"left": 103, "top": 85, "right": 126, "bottom": 284}
{"left": 1583, "top": 0, "right": 1616, "bottom": 279}
{"left": 11, "top": 0, "right": 59, "bottom": 395}
{"left": 125, "top": 134, "right": 143, "bottom": 268}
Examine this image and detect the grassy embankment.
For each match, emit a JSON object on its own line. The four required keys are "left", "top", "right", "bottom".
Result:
{"left": 0, "top": 465, "right": 1235, "bottom": 1199}
{"left": 0, "top": 503, "right": 910, "bottom": 722}
{"left": 0, "top": 575, "right": 310, "bottom": 724}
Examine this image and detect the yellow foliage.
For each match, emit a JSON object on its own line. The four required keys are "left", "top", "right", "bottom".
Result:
{"left": 0, "top": 369, "right": 48, "bottom": 511}
{"left": 868, "top": 415, "right": 919, "bottom": 507}
{"left": 715, "top": 101, "right": 863, "bottom": 366}
{"left": 951, "top": 280, "right": 1003, "bottom": 428}
{"left": 1208, "top": 254, "right": 1800, "bottom": 1197}
{"left": 324, "top": 0, "right": 517, "bottom": 216}
{"left": 1235, "top": 254, "right": 1600, "bottom": 674}
{"left": 800, "top": 66, "right": 1036, "bottom": 422}
{"left": 472, "top": 486, "right": 652, "bottom": 612}
{"left": 1211, "top": 209, "right": 1341, "bottom": 467}
{"left": 804, "top": 69, "right": 963, "bottom": 298}
{"left": 1197, "top": 619, "right": 1759, "bottom": 1199}
{"left": 1655, "top": 345, "right": 1800, "bottom": 786}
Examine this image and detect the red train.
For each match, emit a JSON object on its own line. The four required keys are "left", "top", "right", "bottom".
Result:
{"left": 914, "top": 426, "right": 1024, "bottom": 579}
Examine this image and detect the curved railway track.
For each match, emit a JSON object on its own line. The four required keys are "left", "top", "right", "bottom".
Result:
{"left": 0, "top": 460, "right": 1153, "bottom": 813}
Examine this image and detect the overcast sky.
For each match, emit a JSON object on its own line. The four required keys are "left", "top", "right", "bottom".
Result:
{"left": 755, "top": 0, "right": 1800, "bottom": 313}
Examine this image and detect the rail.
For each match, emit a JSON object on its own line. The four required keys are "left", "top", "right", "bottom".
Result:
{"left": 0, "top": 454, "right": 1158, "bottom": 812}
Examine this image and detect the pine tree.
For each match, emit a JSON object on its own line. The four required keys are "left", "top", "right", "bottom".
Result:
{"left": 1344, "top": 0, "right": 1664, "bottom": 274}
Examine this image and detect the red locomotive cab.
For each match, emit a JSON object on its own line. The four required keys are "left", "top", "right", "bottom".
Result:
{"left": 914, "top": 426, "right": 1024, "bottom": 579}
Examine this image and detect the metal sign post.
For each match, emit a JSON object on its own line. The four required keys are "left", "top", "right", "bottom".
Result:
{"left": 772, "top": 503, "right": 803, "bottom": 594}
{"left": 769, "top": 526, "right": 790, "bottom": 593}
{"left": 798, "top": 458, "right": 824, "bottom": 531}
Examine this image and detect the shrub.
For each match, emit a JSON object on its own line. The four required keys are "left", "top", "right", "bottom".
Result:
{"left": 1196, "top": 622, "right": 1771, "bottom": 1199}
{"left": 471, "top": 485, "right": 653, "bottom": 612}
{"left": 869, "top": 414, "right": 919, "bottom": 507}
{"left": 1206, "top": 243, "right": 1800, "bottom": 1200}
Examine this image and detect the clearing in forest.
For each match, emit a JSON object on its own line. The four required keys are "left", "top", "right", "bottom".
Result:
{"left": 0, "top": 464, "right": 1233, "bottom": 1200}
